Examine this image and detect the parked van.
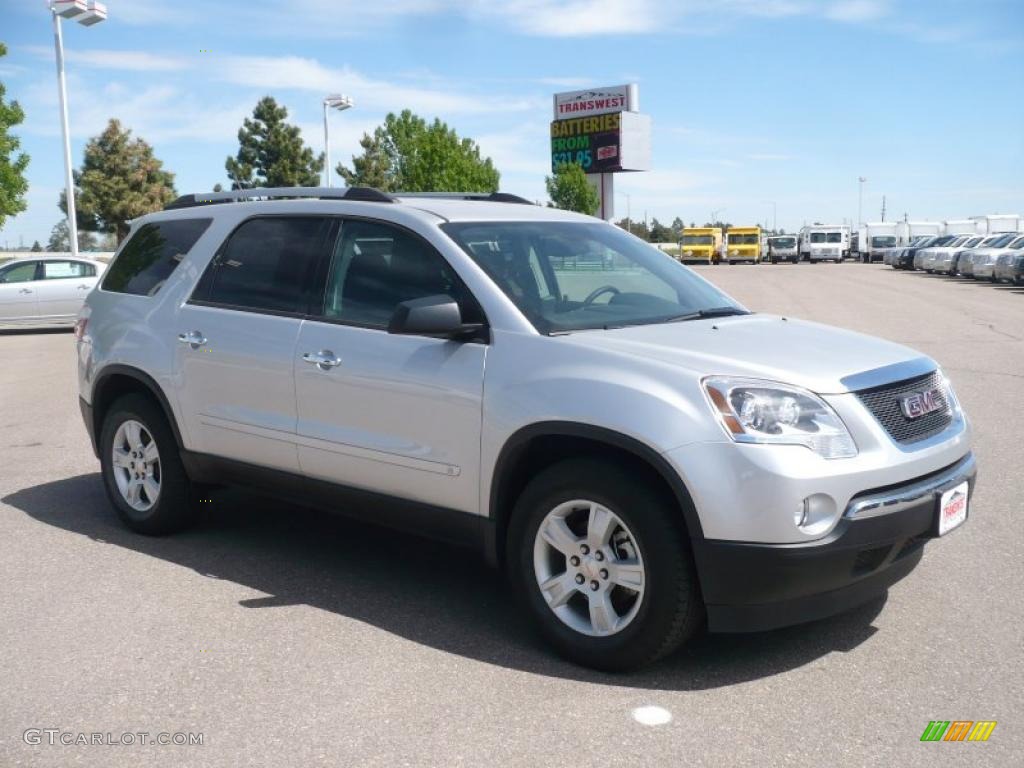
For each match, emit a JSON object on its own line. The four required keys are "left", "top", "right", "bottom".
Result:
{"left": 799, "top": 225, "right": 850, "bottom": 262}
{"left": 679, "top": 227, "right": 722, "bottom": 264}
{"left": 724, "top": 226, "right": 762, "bottom": 264}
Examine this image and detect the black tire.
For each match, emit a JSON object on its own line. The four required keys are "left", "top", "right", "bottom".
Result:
{"left": 99, "top": 393, "right": 198, "bottom": 535}
{"left": 506, "top": 458, "right": 703, "bottom": 672}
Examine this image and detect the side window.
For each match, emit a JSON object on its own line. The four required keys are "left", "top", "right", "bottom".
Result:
{"left": 103, "top": 218, "right": 211, "bottom": 296}
{"left": 322, "top": 220, "right": 478, "bottom": 328}
{"left": 0, "top": 262, "right": 39, "bottom": 284}
{"left": 41, "top": 261, "right": 94, "bottom": 279}
{"left": 201, "top": 217, "right": 327, "bottom": 314}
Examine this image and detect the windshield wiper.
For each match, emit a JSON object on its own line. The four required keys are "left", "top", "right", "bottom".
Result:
{"left": 665, "top": 306, "right": 750, "bottom": 323}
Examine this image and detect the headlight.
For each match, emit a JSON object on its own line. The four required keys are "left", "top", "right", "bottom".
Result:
{"left": 729, "top": 249, "right": 739, "bottom": 256}
{"left": 703, "top": 377, "right": 858, "bottom": 459}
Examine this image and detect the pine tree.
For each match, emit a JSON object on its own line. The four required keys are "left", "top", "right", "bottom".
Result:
{"left": 226, "top": 97, "right": 323, "bottom": 188}
{"left": 60, "top": 119, "right": 176, "bottom": 243}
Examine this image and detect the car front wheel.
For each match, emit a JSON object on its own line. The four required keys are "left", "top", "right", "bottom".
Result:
{"left": 508, "top": 458, "right": 703, "bottom": 671}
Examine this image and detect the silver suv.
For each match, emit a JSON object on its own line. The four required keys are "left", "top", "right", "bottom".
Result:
{"left": 76, "top": 187, "right": 976, "bottom": 671}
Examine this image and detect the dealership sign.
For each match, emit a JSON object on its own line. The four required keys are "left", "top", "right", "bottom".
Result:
{"left": 552, "top": 84, "right": 638, "bottom": 119}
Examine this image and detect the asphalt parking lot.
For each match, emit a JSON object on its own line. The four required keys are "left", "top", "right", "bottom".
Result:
{"left": 1, "top": 263, "right": 1020, "bottom": 767}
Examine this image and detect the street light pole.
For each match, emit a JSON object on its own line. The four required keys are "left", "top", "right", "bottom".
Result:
{"left": 858, "top": 176, "right": 866, "bottom": 227}
{"left": 322, "top": 94, "right": 353, "bottom": 188}
{"left": 49, "top": 1, "right": 106, "bottom": 257}
{"left": 52, "top": 10, "right": 77, "bottom": 257}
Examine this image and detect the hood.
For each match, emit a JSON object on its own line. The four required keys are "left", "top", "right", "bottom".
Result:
{"left": 560, "top": 314, "right": 929, "bottom": 395}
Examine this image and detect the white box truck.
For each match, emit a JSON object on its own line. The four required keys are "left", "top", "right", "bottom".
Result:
{"left": 896, "top": 221, "right": 943, "bottom": 245}
{"left": 799, "top": 224, "right": 851, "bottom": 262}
{"left": 971, "top": 214, "right": 1022, "bottom": 234}
{"left": 857, "top": 222, "right": 900, "bottom": 263}
{"left": 943, "top": 219, "right": 981, "bottom": 236}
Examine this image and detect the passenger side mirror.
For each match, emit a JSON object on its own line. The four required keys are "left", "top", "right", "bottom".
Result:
{"left": 388, "top": 294, "right": 485, "bottom": 340}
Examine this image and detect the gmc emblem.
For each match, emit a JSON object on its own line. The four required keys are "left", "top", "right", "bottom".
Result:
{"left": 899, "top": 388, "right": 943, "bottom": 419}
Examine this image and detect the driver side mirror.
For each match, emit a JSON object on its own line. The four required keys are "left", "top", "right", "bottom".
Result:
{"left": 388, "top": 294, "right": 485, "bottom": 340}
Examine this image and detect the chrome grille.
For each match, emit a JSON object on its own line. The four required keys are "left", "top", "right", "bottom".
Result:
{"left": 855, "top": 371, "right": 953, "bottom": 445}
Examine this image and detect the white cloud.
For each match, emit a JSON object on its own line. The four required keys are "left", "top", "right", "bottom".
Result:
{"left": 22, "top": 45, "right": 189, "bottom": 72}
{"left": 825, "top": 0, "right": 889, "bottom": 22}
{"left": 748, "top": 153, "right": 793, "bottom": 161}
{"left": 217, "top": 56, "right": 542, "bottom": 116}
{"left": 472, "top": 0, "right": 662, "bottom": 36}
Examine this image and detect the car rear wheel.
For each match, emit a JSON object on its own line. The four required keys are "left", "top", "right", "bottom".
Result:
{"left": 99, "top": 394, "right": 198, "bottom": 535}
{"left": 507, "top": 458, "right": 703, "bottom": 671}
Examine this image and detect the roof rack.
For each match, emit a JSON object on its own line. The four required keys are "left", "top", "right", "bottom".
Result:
{"left": 164, "top": 186, "right": 394, "bottom": 210}
{"left": 164, "top": 186, "right": 534, "bottom": 211}
{"left": 395, "top": 191, "right": 534, "bottom": 205}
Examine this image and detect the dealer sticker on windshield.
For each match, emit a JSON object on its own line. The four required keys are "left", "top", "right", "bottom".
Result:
{"left": 937, "top": 481, "right": 969, "bottom": 536}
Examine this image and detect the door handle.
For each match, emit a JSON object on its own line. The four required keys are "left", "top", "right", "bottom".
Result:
{"left": 301, "top": 350, "right": 342, "bottom": 370}
{"left": 18, "top": 288, "right": 32, "bottom": 294}
{"left": 77, "top": 284, "right": 91, "bottom": 290}
{"left": 177, "top": 330, "right": 207, "bottom": 350}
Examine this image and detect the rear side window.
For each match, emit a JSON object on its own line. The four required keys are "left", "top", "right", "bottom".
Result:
{"left": 42, "top": 260, "right": 96, "bottom": 279}
{"left": 103, "top": 219, "right": 211, "bottom": 296}
{"left": 197, "top": 217, "right": 328, "bottom": 314}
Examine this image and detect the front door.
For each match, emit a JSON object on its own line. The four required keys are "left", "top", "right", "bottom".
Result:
{"left": 294, "top": 219, "right": 487, "bottom": 514}
{"left": 0, "top": 261, "right": 40, "bottom": 321}
{"left": 176, "top": 216, "right": 331, "bottom": 472}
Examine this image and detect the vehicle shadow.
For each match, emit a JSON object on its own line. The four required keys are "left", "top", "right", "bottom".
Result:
{"left": 4, "top": 473, "right": 886, "bottom": 690}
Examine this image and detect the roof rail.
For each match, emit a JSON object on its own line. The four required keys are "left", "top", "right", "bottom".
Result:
{"left": 164, "top": 186, "right": 534, "bottom": 211}
{"left": 164, "top": 186, "right": 395, "bottom": 210}
{"left": 395, "top": 191, "right": 534, "bottom": 205}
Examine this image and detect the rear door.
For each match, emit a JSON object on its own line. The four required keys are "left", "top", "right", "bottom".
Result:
{"left": 0, "top": 261, "right": 41, "bottom": 321}
{"left": 35, "top": 260, "right": 99, "bottom": 320}
{"left": 176, "top": 216, "right": 331, "bottom": 473}
{"left": 293, "top": 218, "right": 487, "bottom": 514}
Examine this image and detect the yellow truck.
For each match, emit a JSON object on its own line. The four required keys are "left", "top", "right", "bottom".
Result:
{"left": 724, "top": 226, "right": 762, "bottom": 264}
{"left": 679, "top": 227, "right": 722, "bottom": 264}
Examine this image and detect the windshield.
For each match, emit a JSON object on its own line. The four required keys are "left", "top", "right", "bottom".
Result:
{"left": 682, "top": 235, "right": 713, "bottom": 245}
{"left": 1007, "top": 235, "right": 1024, "bottom": 249}
{"left": 728, "top": 233, "right": 759, "bottom": 245}
{"left": 443, "top": 221, "right": 744, "bottom": 334}
{"left": 988, "top": 233, "right": 1016, "bottom": 247}
{"left": 771, "top": 237, "right": 796, "bottom": 247}
{"left": 809, "top": 233, "right": 826, "bottom": 243}
{"left": 825, "top": 232, "right": 843, "bottom": 243}
{"left": 870, "top": 236, "right": 896, "bottom": 247}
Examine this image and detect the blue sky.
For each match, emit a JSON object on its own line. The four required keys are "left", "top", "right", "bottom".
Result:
{"left": 1, "top": 0, "right": 1021, "bottom": 246}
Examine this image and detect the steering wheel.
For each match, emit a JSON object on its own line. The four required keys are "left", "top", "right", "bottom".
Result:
{"left": 582, "top": 285, "right": 620, "bottom": 306}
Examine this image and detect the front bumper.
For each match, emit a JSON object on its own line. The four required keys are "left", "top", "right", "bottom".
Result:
{"left": 695, "top": 452, "right": 977, "bottom": 632}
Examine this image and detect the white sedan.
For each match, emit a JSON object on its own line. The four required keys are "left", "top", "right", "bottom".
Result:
{"left": 0, "top": 256, "right": 106, "bottom": 328}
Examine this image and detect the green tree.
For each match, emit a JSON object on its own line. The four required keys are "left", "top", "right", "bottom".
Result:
{"left": 47, "top": 219, "right": 97, "bottom": 252}
{"left": 227, "top": 97, "right": 323, "bottom": 189}
{"left": 30, "top": 239, "right": 41, "bottom": 252}
{"left": 60, "top": 119, "right": 176, "bottom": 243}
{"left": 615, "top": 218, "right": 650, "bottom": 240}
{"left": 670, "top": 217, "right": 685, "bottom": 237}
{"left": 545, "top": 163, "right": 599, "bottom": 215}
{"left": 338, "top": 110, "right": 499, "bottom": 192}
{"left": 0, "top": 43, "right": 29, "bottom": 230}
{"left": 649, "top": 218, "right": 673, "bottom": 242}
